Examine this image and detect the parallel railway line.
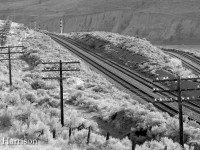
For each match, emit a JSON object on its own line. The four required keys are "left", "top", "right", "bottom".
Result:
{"left": 47, "top": 33, "right": 200, "bottom": 122}
{"left": 162, "top": 48, "right": 200, "bottom": 66}
{"left": 162, "top": 48, "right": 200, "bottom": 108}
{"left": 162, "top": 49, "right": 200, "bottom": 75}
{"left": 64, "top": 36, "right": 200, "bottom": 113}
{"left": 68, "top": 37, "right": 200, "bottom": 114}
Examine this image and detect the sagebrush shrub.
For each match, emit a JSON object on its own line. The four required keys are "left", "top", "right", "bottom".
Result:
{"left": 25, "top": 92, "right": 38, "bottom": 103}
{"left": 4, "top": 93, "right": 21, "bottom": 105}
{"left": 0, "top": 112, "right": 12, "bottom": 129}
{"left": 0, "top": 79, "right": 8, "bottom": 90}
{"left": 49, "top": 99, "right": 59, "bottom": 108}
{"left": 49, "top": 108, "right": 60, "bottom": 118}
{"left": 37, "top": 89, "right": 47, "bottom": 97}
{"left": 43, "top": 81, "right": 57, "bottom": 90}
{"left": 38, "top": 96, "right": 51, "bottom": 106}
{"left": 31, "top": 80, "right": 46, "bottom": 90}
{"left": 20, "top": 51, "right": 42, "bottom": 67}
{"left": 68, "top": 92, "right": 83, "bottom": 103}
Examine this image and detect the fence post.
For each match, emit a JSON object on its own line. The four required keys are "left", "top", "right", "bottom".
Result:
{"left": 132, "top": 140, "right": 136, "bottom": 150}
{"left": 52, "top": 129, "right": 56, "bottom": 139}
{"left": 69, "top": 128, "right": 72, "bottom": 138}
{"left": 87, "top": 126, "right": 91, "bottom": 145}
{"left": 8, "top": 46, "right": 12, "bottom": 86}
{"left": 164, "top": 146, "right": 167, "bottom": 150}
{"left": 106, "top": 132, "right": 110, "bottom": 141}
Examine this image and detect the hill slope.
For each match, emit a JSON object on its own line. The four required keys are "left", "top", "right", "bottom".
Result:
{"left": 1, "top": 0, "right": 200, "bottom": 44}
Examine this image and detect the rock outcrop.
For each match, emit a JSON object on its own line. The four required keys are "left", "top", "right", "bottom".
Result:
{"left": 42, "top": 0, "right": 200, "bottom": 44}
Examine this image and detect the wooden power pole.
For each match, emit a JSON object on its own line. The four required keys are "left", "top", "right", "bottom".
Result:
{"left": 0, "top": 45, "right": 25, "bottom": 86}
{"left": 42, "top": 60, "right": 80, "bottom": 127}
{"left": 153, "top": 75, "right": 200, "bottom": 148}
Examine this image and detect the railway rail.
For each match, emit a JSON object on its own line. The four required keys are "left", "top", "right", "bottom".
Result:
{"left": 162, "top": 48, "right": 200, "bottom": 66}
{"left": 63, "top": 36, "right": 200, "bottom": 113}
{"left": 162, "top": 49, "right": 200, "bottom": 75}
{"left": 162, "top": 48, "right": 200, "bottom": 108}
{"left": 46, "top": 33, "right": 200, "bottom": 122}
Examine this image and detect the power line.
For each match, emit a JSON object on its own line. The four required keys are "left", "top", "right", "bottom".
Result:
{"left": 0, "top": 45, "right": 25, "bottom": 86}
{"left": 152, "top": 75, "right": 200, "bottom": 148}
{"left": 41, "top": 60, "right": 80, "bottom": 127}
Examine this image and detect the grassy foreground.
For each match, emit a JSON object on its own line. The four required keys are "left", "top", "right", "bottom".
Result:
{"left": 0, "top": 23, "right": 199, "bottom": 150}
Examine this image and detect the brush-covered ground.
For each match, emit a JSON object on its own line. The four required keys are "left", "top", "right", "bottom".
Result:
{"left": 63, "top": 32, "right": 195, "bottom": 79}
{"left": 0, "top": 22, "right": 200, "bottom": 150}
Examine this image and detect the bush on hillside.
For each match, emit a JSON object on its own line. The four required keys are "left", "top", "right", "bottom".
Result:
{"left": 37, "top": 89, "right": 47, "bottom": 97}
{"left": 37, "top": 96, "right": 51, "bottom": 106}
{"left": 31, "top": 80, "right": 46, "bottom": 90}
{"left": 0, "top": 112, "right": 13, "bottom": 130}
{"left": 4, "top": 93, "right": 21, "bottom": 105}
{"left": 20, "top": 51, "right": 42, "bottom": 68}
{"left": 136, "top": 137, "right": 193, "bottom": 150}
{"left": 25, "top": 92, "right": 38, "bottom": 103}
{"left": 49, "top": 99, "right": 59, "bottom": 108}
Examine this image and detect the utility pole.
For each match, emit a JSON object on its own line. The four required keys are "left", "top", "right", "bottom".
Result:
{"left": 153, "top": 75, "right": 200, "bottom": 148}
{"left": 41, "top": 60, "right": 80, "bottom": 127}
{"left": 60, "top": 19, "right": 63, "bottom": 34}
{"left": 0, "top": 45, "right": 25, "bottom": 86}
{"left": 59, "top": 60, "right": 64, "bottom": 126}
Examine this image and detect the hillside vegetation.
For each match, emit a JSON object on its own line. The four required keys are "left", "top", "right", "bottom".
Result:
{"left": 0, "top": 21, "right": 200, "bottom": 149}
{"left": 64, "top": 31, "right": 195, "bottom": 78}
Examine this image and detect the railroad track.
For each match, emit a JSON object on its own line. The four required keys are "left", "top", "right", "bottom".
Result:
{"left": 162, "top": 48, "right": 200, "bottom": 66}
{"left": 46, "top": 33, "right": 200, "bottom": 122}
{"left": 162, "top": 48, "right": 200, "bottom": 74}
{"left": 175, "top": 51, "right": 200, "bottom": 66}
{"left": 64, "top": 36, "right": 200, "bottom": 113}
{"left": 162, "top": 49, "right": 200, "bottom": 107}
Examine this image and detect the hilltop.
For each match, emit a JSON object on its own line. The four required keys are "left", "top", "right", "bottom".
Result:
{"left": 1, "top": 0, "right": 200, "bottom": 44}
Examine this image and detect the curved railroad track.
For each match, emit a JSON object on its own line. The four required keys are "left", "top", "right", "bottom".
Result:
{"left": 47, "top": 33, "right": 200, "bottom": 122}
{"left": 162, "top": 48, "right": 200, "bottom": 66}
{"left": 162, "top": 49, "right": 200, "bottom": 107}
{"left": 162, "top": 49, "right": 200, "bottom": 75}
{"left": 64, "top": 36, "right": 200, "bottom": 113}
{"left": 63, "top": 35, "right": 200, "bottom": 114}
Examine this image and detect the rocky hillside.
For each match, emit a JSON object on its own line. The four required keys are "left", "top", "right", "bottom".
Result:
{"left": 45, "top": 0, "right": 200, "bottom": 44}
{"left": 1, "top": 0, "right": 200, "bottom": 44}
